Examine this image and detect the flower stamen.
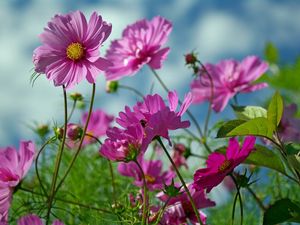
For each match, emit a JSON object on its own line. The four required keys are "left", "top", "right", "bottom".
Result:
{"left": 218, "top": 159, "right": 231, "bottom": 172}
{"left": 66, "top": 42, "right": 84, "bottom": 61}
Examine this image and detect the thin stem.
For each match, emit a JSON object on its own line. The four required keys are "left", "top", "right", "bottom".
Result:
{"left": 55, "top": 84, "right": 96, "bottom": 194}
{"left": 18, "top": 187, "right": 112, "bottom": 214}
{"left": 67, "top": 99, "right": 77, "bottom": 122}
{"left": 85, "top": 133, "right": 103, "bottom": 145}
{"left": 108, "top": 160, "right": 117, "bottom": 203}
{"left": 35, "top": 136, "right": 56, "bottom": 196}
{"left": 149, "top": 67, "right": 211, "bottom": 153}
{"left": 119, "top": 84, "right": 144, "bottom": 99}
{"left": 154, "top": 197, "right": 171, "bottom": 225}
{"left": 134, "top": 160, "right": 148, "bottom": 225}
{"left": 246, "top": 186, "right": 266, "bottom": 212}
{"left": 230, "top": 174, "right": 243, "bottom": 225}
{"left": 198, "top": 61, "right": 214, "bottom": 137}
{"left": 156, "top": 137, "right": 203, "bottom": 225}
{"left": 190, "top": 153, "right": 207, "bottom": 159}
{"left": 46, "top": 86, "right": 68, "bottom": 224}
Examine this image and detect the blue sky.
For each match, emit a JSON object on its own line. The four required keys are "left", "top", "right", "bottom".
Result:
{"left": 0, "top": 0, "right": 300, "bottom": 146}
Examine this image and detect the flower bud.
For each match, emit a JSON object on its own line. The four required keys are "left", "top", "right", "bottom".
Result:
{"left": 67, "top": 123, "right": 83, "bottom": 141}
{"left": 185, "top": 52, "right": 198, "bottom": 65}
{"left": 70, "top": 92, "right": 83, "bottom": 101}
{"left": 106, "top": 80, "right": 119, "bottom": 93}
{"left": 54, "top": 127, "right": 64, "bottom": 140}
{"left": 163, "top": 179, "right": 181, "bottom": 197}
{"left": 35, "top": 124, "right": 50, "bottom": 138}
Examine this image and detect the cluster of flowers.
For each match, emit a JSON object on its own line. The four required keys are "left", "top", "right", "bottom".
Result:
{"left": 2, "top": 10, "right": 300, "bottom": 224}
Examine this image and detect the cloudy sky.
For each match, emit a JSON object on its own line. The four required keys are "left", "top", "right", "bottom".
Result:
{"left": 0, "top": 0, "right": 300, "bottom": 146}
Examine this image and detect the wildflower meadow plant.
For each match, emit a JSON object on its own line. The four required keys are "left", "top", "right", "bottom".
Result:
{"left": 2, "top": 10, "right": 300, "bottom": 225}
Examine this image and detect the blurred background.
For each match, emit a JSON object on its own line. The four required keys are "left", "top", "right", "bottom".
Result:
{"left": 0, "top": 0, "right": 300, "bottom": 146}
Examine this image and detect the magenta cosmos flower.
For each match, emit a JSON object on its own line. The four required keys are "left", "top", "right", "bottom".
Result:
{"left": 193, "top": 136, "right": 256, "bottom": 193}
{"left": 117, "top": 91, "right": 192, "bottom": 147}
{"left": 157, "top": 184, "right": 215, "bottom": 225}
{"left": 0, "top": 141, "right": 35, "bottom": 223}
{"left": 191, "top": 56, "right": 268, "bottom": 112}
{"left": 18, "top": 214, "right": 64, "bottom": 225}
{"left": 105, "top": 16, "right": 172, "bottom": 81}
{"left": 118, "top": 157, "right": 175, "bottom": 191}
{"left": 100, "top": 124, "right": 144, "bottom": 161}
{"left": 279, "top": 104, "right": 300, "bottom": 143}
{"left": 33, "top": 11, "right": 112, "bottom": 89}
{"left": 82, "top": 109, "right": 114, "bottom": 145}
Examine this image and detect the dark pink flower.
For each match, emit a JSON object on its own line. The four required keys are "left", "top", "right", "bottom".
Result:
{"left": 81, "top": 109, "right": 114, "bottom": 145}
{"left": 191, "top": 56, "right": 268, "bottom": 112}
{"left": 118, "top": 157, "right": 175, "bottom": 191}
{"left": 66, "top": 123, "right": 83, "bottom": 141}
{"left": 33, "top": 11, "right": 112, "bottom": 89}
{"left": 116, "top": 91, "right": 192, "bottom": 147}
{"left": 17, "top": 214, "right": 64, "bottom": 225}
{"left": 279, "top": 104, "right": 300, "bottom": 143}
{"left": 157, "top": 184, "right": 215, "bottom": 224}
{"left": 0, "top": 141, "right": 35, "bottom": 223}
{"left": 105, "top": 16, "right": 172, "bottom": 81}
{"left": 100, "top": 124, "right": 144, "bottom": 161}
{"left": 193, "top": 136, "right": 256, "bottom": 193}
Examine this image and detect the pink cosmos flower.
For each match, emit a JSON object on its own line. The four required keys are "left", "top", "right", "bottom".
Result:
{"left": 118, "top": 157, "right": 175, "bottom": 191}
{"left": 157, "top": 184, "right": 215, "bottom": 225}
{"left": 0, "top": 141, "right": 35, "bottom": 223}
{"left": 193, "top": 136, "right": 256, "bottom": 193}
{"left": 116, "top": 91, "right": 192, "bottom": 147}
{"left": 81, "top": 109, "right": 114, "bottom": 145}
{"left": 105, "top": 16, "right": 172, "bottom": 81}
{"left": 191, "top": 56, "right": 268, "bottom": 112}
{"left": 18, "top": 214, "right": 64, "bottom": 225}
{"left": 100, "top": 124, "right": 144, "bottom": 161}
{"left": 279, "top": 104, "right": 300, "bottom": 143}
{"left": 33, "top": 11, "right": 112, "bottom": 89}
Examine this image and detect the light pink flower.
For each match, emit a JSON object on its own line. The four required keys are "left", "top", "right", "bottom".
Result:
{"left": 116, "top": 91, "right": 192, "bottom": 147}
{"left": 118, "top": 157, "right": 175, "bottom": 191}
{"left": 191, "top": 56, "right": 268, "bottom": 112}
{"left": 33, "top": 11, "right": 112, "bottom": 89}
{"left": 193, "top": 136, "right": 255, "bottom": 193}
{"left": 171, "top": 143, "right": 188, "bottom": 170}
{"left": 81, "top": 109, "right": 114, "bottom": 145}
{"left": 18, "top": 214, "right": 64, "bottom": 225}
{"left": 100, "top": 124, "right": 144, "bottom": 161}
{"left": 157, "top": 184, "right": 215, "bottom": 225}
{"left": 0, "top": 141, "right": 35, "bottom": 223}
{"left": 105, "top": 16, "right": 172, "bottom": 81}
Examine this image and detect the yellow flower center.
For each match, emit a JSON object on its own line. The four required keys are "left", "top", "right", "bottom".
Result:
{"left": 66, "top": 42, "right": 84, "bottom": 61}
{"left": 145, "top": 174, "right": 156, "bottom": 183}
{"left": 218, "top": 159, "right": 231, "bottom": 172}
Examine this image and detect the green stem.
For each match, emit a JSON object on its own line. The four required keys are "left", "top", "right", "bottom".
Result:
{"left": 156, "top": 137, "right": 203, "bottom": 225}
{"left": 230, "top": 174, "right": 243, "bottom": 225}
{"left": 119, "top": 84, "right": 144, "bottom": 99}
{"left": 108, "top": 160, "right": 117, "bottom": 203}
{"left": 67, "top": 99, "right": 77, "bottom": 122}
{"left": 46, "top": 86, "right": 68, "bottom": 224}
{"left": 246, "top": 186, "right": 266, "bottom": 212}
{"left": 35, "top": 136, "right": 56, "bottom": 196}
{"left": 134, "top": 160, "right": 148, "bottom": 225}
{"left": 54, "top": 83, "right": 96, "bottom": 195}
{"left": 198, "top": 61, "right": 214, "bottom": 137}
{"left": 154, "top": 197, "right": 171, "bottom": 225}
{"left": 18, "top": 187, "right": 112, "bottom": 214}
{"left": 149, "top": 67, "right": 211, "bottom": 153}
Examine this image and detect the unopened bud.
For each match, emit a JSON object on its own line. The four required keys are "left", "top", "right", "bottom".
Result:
{"left": 36, "top": 124, "right": 50, "bottom": 138}
{"left": 70, "top": 92, "right": 83, "bottom": 101}
{"left": 67, "top": 123, "right": 83, "bottom": 141}
{"left": 54, "top": 127, "right": 64, "bottom": 140}
{"left": 185, "top": 52, "right": 198, "bottom": 65}
{"left": 106, "top": 81, "right": 119, "bottom": 93}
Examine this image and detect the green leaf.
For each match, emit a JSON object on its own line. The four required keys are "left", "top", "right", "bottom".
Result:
{"left": 267, "top": 91, "right": 283, "bottom": 127}
{"left": 232, "top": 105, "right": 267, "bottom": 120}
{"left": 227, "top": 117, "right": 276, "bottom": 139}
{"left": 285, "top": 143, "right": 300, "bottom": 155}
{"left": 263, "top": 198, "right": 300, "bottom": 225}
{"left": 216, "top": 120, "right": 246, "bottom": 138}
{"left": 264, "top": 42, "right": 279, "bottom": 64}
{"left": 216, "top": 145, "right": 286, "bottom": 175}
